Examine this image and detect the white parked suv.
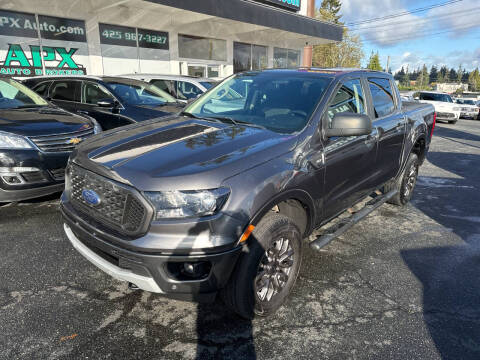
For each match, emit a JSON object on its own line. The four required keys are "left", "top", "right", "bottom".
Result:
{"left": 455, "top": 98, "right": 479, "bottom": 120}
{"left": 414, "top": 91, "right": 461, "bottom": 124}
{"left": 120, "top": 74, "right": 217, "bottom": 103}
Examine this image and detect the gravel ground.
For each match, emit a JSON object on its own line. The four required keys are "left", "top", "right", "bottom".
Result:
{"left": 1, "top": 119, "right": 479, "bottom": 360}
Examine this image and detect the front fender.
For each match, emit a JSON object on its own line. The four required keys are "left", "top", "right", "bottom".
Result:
{"left": 221, "top": 155, "right": 320, "bottom": 238}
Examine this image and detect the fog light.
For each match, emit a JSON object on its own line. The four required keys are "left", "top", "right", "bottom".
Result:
{"left": 166, "top": 261, "right": 212, "bottom": 281}
{"left": 1, "top": 175, "right": 23, "bottom": 184}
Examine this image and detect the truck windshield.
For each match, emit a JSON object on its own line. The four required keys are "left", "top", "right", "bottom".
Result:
{"left": 0, "top": 78, "right": 48, "bottom": 109}
{"left": 105, "top": 80, "right": 176, "bottom": 105}
{"left": 420, "top": 93, "right": 453, "bottom": 103}
{"left": 185, "top": 71, "right": 332, "bottom": 134}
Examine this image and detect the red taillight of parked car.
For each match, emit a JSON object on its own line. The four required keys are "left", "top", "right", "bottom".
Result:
{"left": 431, "top": 112, "right": 436, "bottom": 138}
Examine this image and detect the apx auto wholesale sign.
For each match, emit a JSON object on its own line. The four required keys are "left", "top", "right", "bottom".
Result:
{"left": 0, "top": 10, "right": 88, "bottom": 76}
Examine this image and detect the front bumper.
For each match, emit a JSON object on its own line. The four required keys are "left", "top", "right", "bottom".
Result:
{"left": 61, "top": 203, "right": 243, "bottom": 302}
{"left": 0, "top": 149, "right": 69, "bottom": 202}
{"left": 460, "top": 111, "right": 478, "bottom": 118}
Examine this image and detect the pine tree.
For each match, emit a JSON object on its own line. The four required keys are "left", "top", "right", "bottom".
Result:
{"left": 313, "top": 2, "right": 364, "bottom": 68}
{"left": 449, "top": 68, "right": 457, "bottom": 83}
{"left": 429, "top": 66, "right": 438, "bottom": 84}
{"left": 320, "top": 0, "right": 342, "bottom": 23}
{"left": 367, "top": 51, "right": 382, "bottom": 71}
{"left": 457, "top": 65, "right": 463, "bottom": 83}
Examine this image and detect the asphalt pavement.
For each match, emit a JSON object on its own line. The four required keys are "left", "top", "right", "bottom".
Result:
{"left": 1, "top": 119, "right": 479, "bottom": 360}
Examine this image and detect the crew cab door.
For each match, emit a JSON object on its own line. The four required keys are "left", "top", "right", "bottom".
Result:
{"left": 77, "top": 81, "right": 126, "bottom": 131}
{"left": 366, "top": 77, "right": 406, "bottom": 184}
{"left": 49, "top": 80, "right": 80, "bottom": 113}
{"left": 321, "top": 77, "right": 379, "bottom": 221}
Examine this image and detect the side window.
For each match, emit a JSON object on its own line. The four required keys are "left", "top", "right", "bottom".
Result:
{"left": 176, "top": 81, "right": 203, "bottom": 100}
{"left": 327, "top": 78, "right": 366, "bottom": 127}
{"left": 150, "top": 80, "right": 175, "bottom": 97}
{"left": 82, "top": 82, "right": 113, "bottom": 105}
{"left": 51, "top": 81, "right": 79, "bottom": 102}
{"left": 32, "top": 82, "right": 51, "bottom": 97}
{"left": 368, "top": 78, "right": 395, "bottom": 118}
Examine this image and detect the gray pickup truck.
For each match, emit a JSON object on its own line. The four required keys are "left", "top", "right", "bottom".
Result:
{"left": 60, "top": 69, "right": 435, "bottom": 319}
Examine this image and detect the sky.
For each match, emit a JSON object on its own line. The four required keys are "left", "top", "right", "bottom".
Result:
{"left": 316, "top": 0, "right": 480, "bottom": 74}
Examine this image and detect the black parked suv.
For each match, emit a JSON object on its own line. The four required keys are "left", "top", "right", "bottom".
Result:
{"left": 61, "top": 69, "right": 435, "bottom": 318}
{"left": 0, "top": 77, "right": 98, "bottom": 202}
{"left": 23, "top": 76, "right": 184, "bottom": 131}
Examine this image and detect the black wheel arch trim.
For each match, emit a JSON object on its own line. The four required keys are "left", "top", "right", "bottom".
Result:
{"left": 249, "top": 189, "right": 316, "bottom": 238}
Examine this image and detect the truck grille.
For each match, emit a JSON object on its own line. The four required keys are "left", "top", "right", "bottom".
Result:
{"left": 68, "top": 165, "right": 151, "bottom": 237}
{"left": 436, "top": 112, "right": 455, "bottom": 119}
{"left": 29, "top": 127, "right": 94, "bottom": 153}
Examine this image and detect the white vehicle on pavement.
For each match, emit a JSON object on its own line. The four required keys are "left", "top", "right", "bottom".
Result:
{"left": 120, "top": 74, "right": 217, "bottom": 103}
{"left": 414, "top": 91, "right": 461, "bottom": 124}
{"left": 455, "top": 98, "right": 479, "bottom": 120}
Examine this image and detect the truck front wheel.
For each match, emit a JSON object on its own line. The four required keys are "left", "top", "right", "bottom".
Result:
{"left": 221, "top": 213, "right": 302, "bottom": 319}
{"left": 386, "top": 153, "right": 419, "bottom": 206}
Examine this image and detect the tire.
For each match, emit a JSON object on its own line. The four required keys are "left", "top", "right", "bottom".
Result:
{"left": 385, "top": 153, "right": 419, "bottom": 206}
{"left": 448, "top": 120, "right": 457, "bottom": 124}
{"left": 221, "top": 213, "right": 302, "bottom": 319}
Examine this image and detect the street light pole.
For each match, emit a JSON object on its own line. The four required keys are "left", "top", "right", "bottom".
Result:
{"left": 302, "top": 0, "right": 315, "bottom": 67}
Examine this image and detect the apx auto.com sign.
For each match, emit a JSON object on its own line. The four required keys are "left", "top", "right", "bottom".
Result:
{"left": 0, "top": 9, "right": 88, "bottom": 76}
{"left": 255, "top": 0, "right": 301, "bottom": 11}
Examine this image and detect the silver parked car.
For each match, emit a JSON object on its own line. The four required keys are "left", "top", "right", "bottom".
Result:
{"left": 120, "top": 74, "right": 217, "bottom": 103}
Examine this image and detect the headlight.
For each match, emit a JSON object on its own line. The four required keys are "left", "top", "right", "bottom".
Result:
{"left": 145, "top": 188, "right": 230, "bottom": 219}
{"left": 0, "top": 131, "right": 33, "bottom": 149}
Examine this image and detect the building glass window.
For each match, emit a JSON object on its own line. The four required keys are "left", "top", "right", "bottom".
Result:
{"left": 178, "top": 35, "right": 227, "bottom": 61}
{"left": 234, "top": 42, "right": 268, "bottom": 73}
{"left": 274, "top": 48, "right": 301, "bottom": 68}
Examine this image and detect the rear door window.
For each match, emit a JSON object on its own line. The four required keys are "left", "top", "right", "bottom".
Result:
{"left": 368, "top": 78, "right": 395, "bottom": 118}
{"left": 51, "top": 81, "right": 80, "bottom": 102}
{"left": 150, "top": 79, "right": 175, "bottom": 97}
{"left": 81, "top": 81, "right": 114, "bottom": 105}
{"left": 32, "top": 82, "right": 52, "bottom": 97}
{"left": 176, "top": 81, "right": 203, "bottom": 100}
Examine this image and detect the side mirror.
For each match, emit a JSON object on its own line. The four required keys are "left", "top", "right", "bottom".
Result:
{"left": 97, "top": 98, "right": 116, "bottom": 108}
{"left": 414, "top": 97, "right": 420, "bottom": 100}
{"left": 325, "top": 113, "right": 372, "bottom": 137}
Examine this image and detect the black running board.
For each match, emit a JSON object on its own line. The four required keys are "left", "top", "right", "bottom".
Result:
{"left": 310, "top": 190, "right": 398, "bottom": 252}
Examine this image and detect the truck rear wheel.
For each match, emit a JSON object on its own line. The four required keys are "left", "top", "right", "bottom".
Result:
{"left": 386, "top": 153, "right": 419, "bottom": 206}
{"left": 221, "top": 213, "right": 302, "bottom": 319}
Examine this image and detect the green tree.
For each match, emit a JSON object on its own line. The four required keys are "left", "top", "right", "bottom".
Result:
{"left": 457, "top": 65, "right": 463, "bottom": 83}
{"left": 367, "top": 51, "right": 382, "bottom": 71}
{"left": 313, "top": 2, "right": 364, "bottom": 68}
{"left": 319, "top": 0, "right": 342, "bottom": 23}
{"left": 468, "top": 68, "right": 480, "bottom": 91}
{"left": 449, "top": 68, "right": 457, "bottom": 83}
{"left": 429, "top": 66, "right": 438, "bottom": 84}
{"left": 417, "top": 64, "right": 429, "bottom": 88}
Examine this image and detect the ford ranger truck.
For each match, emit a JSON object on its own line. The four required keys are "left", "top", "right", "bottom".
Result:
{"left": 61, "top": 69, "right": 435, "bottom": 319}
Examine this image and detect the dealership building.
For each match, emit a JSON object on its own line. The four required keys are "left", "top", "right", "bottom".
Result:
{"left": 0, "top": 0, "right": 342, "bottom": 78}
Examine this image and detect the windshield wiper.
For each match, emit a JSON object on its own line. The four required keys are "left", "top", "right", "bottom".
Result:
{"left": 13, "top": 104, "right": 46, "bottom": 109}
{"left": 180, "top": 112, "right": 266, "bottom": 130}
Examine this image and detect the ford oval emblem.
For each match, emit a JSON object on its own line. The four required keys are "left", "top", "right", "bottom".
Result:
{"left": 82, "top": 189, "right": 101, "bottom": 206}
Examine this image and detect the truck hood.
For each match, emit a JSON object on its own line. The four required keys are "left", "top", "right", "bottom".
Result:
{"left": 73, "top": 116, "right": 298, "bottom": 191}
{"left": 0, "top": 106, "right": 93, "bottom": 136}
